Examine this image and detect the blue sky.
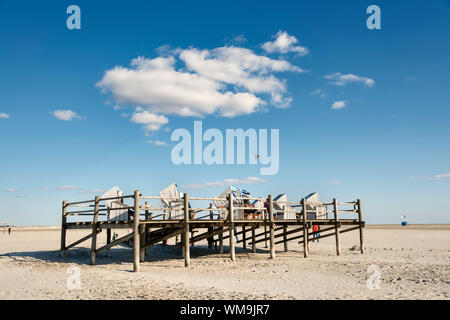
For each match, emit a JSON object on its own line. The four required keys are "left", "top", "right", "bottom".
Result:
{"left": 0, "top": 0, "right": 449, "bottom": 225}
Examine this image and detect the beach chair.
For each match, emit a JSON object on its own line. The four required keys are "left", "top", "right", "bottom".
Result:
{"left": 273, "top": 194, "right": 297, "bottom": 220}
{"left": 213, "top": 186, "right": 249, "bottom": 220}
{"left": 101, "top": 186, "right": 130, "bottom": 221}
{"left": 159, "top": 183, "right": 186, "bottom": 220}
{"left": 304, "top": 192, "right": 327, "bottom": 219}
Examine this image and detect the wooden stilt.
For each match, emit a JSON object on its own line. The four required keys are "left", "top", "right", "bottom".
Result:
{"left": 268, "top": 195, "right": 275, "bottom": 259}
{"left": 228, "top": 193, "right": 235, "bottom": 261}
{"left": 264, "top": 225, "right": 268, "bottom": 248}
{"left": 283, "top": 225, "right": 288, "bottom": 252}
{"left": 333, "top": 198, "right": 341, "bottom": 256}
{"left": 242, "top": 226, "right": 246, "bottom": 249}
{"left": 106, "top": 228, "right": 111, "bottom": 258}
{"left": 60, "top": 200, "right": 67, "bottom": 252}
{"left": 208, "top": 203, "right": 214, "bottom": 249}
{"left": 90, "top": 196, "right": 100, "bottom": 265}
{"left": 252, "top": 226, "right": 256, "bottom": 253}
{"left": 184, "top": 193, "right": 190, "bottom": 267}
{"left": 302, "top": 198, "right": 308, "bottom": 258}
{"left": 133, "top": 190, "right": 140, "bottom": 272}
{"left": 357, "top": 199, "right": 365, "bottom": 254}
{"left": 219, "top": 227, "right": 224, "bottom": 254}
{"left": 144, "top": 201, "right": 150, "bottom": 256}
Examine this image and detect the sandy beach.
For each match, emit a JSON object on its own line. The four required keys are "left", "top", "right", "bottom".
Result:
{"left": 0, "top": 225, "right": 449, "bottom": 300}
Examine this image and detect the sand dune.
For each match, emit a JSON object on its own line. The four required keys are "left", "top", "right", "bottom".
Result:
{"left": 0, "top": 225, "right": 449, "bottom": 300}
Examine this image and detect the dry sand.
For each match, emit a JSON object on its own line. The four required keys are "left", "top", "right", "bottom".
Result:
{"left": 0, "top": 225, "right": 449, "bottom": 300}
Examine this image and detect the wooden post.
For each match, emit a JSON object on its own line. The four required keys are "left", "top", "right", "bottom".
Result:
{"left": 106, "top": 228, "right": 111, "bottom": 258}
{"left": 268, "top": 195, "right": 275, "bottom": 259}
{"left": 283, "top": 224, "right": 288, "bottom": 252}
{"left": 133, "top": 190, "right": 140, "bottom": 272}
{"left": 184, "top": 193, "right": 190, "bottom": 267}
{"left": 219, "top": 227, "right": 224, "bottom": 254}
{"left": 302, "top": 198, "right": 308, "bottom": 258}
{"left": 208, "top": 203, "right": 214, "bottom": 249}
{"left": 242, "top": 226, "right": 247, "bottom": 249}
{"left": 251, "top": 226, "right": 256, "bottom": 253}
{"left": 144, "top": 201, "right": 150, "bottom": 256}
{"left": 333, "top": 198, "right": 340, "bottom": 256}
{"left": 60, "top": 201, "right": 67, "bottom": 252}
{"left": 357, "top": 199, "right": 365, "bottom": 254}
{"left": 228, "top": 193, "right": 235, "bottom": 262}
{"left": 90, "top": 196, "right": 100, "bottom": 265}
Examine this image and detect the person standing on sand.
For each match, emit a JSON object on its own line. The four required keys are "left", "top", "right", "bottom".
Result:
{"left": 8, "top": 227, "right": 11, "bottom": 235}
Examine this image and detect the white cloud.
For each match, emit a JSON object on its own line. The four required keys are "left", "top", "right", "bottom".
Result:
{"left": 147, "top": 140, "right": 169, "bottom": 147}
{"left": 53, "top": 110, "right": 82, "bottom": 121}
{"left": 181, "top": 176, "right": 266, "bottom": 189}
{"left": 262, "top": 31, "right": 309, "bottom": 56}
{"left": 0, "top": 113, "right": 10, "bottom": 119}
{"left": 331, "top": 180, "right": 342, "bottom": 185}
{"left": 324, "top": 73, "right": 375, "bottom": 87}
{"left": 6, "top": 188, "right": 16, "bottom": 193}
{"left": 130, "top": 110, "right": 169, "bottom": 132}
{"left": 58, "top": 185, "right": 80, "bottom": 191}
{"left": 97, "top": 36, "right": 303, "bottom": 131}
{"left": 331, "top": 101, "right": 347, "bottom": 110}
{"left": 310, "top": 88, "right": 326, "bottom": 98}
{"left": 411, "top": 173, "right": 450, "bottom": 181}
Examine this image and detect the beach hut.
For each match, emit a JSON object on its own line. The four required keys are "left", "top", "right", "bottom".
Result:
{"left": 159, "top": 183, "right": 185, "bottom": 220}
{"left": 101, "top": 186, "right": 129, "bottom": 221}
{"left": 273, "top": 194, "right": 297, "bottom": 219}
{"left": 214, "top": 186, "right": 248, "bottom": 219}
{"left": 305, "top": 192, "right": 327, "bottom": 219}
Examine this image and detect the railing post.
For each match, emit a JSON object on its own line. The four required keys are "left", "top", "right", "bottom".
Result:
{"left": 268, "top": 195, "right": 275, "bottom": 259}
{"left": 228, "top": 193, "right": 236, "bottom": 262}
{"left": 357, "top": 199, "right": 365, "bottom": 254}
{"left": 60, "top": 200, "right": 67, "bottom": 252}
{"left": 333, "top": 198, "right": 341, "bottom": 256}
{"left": 184, "top": 193, "right": 190, "bottom": 267}
{"left": 90, "top": 196, "right": 100, "bottom": 265}
{"left": 208, "top": 203, "right": 214, "bottom": 249}
{"left": 283, "top": 224, "right": 288, "bottom": 252}
{"left": 302, "top": 198, "right": 308, "bottom": 258}
{"left": 133, "top": 190, "right": 140, "bottom": 272}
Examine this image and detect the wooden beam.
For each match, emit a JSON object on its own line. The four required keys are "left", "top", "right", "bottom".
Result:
{"left": 283, "top": 225, "right": 288, "bottom": 252}
{"left": 228, "top": 193, "right": 235, "bottom": 262}
{"left": 357, "top": 199, "right": 365, "bottom": 254}
{"left": 96, "top": 232, "right": 134, "bottom": 253}
{"left": 268, "top": 195, "right": 275, "bottom": 259}
{"left": 90, "top": 196, "right": 100, "bottom": 265}
{"left": 60, "top": 200, "right": 67, "bottom": 252}
{"left": 66, "top": 229, "right": 102, "bottom": 250}
{"left": 184, "top": 193, "right": 190, "bottom": 267}
{"left": 143, "top": 228, "right": 184, "bottom": 249}
{"left": 252, "top": 226, "right": 256, "bottom": 253}
{"left": 302, "top": 198, "right": 308, "bottom": 258}
{"left": 133, "top": 190, "right": 140, "bottom": 272}
{"left": 333, "top": 198, "right": 340, "bottom": 256}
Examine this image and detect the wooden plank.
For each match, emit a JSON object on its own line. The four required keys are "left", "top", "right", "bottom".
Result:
{"left": 302, "top": 198, "right": 308, "bottom": 258}
{"left": 252, "top": 226, "right": 256, "bottom": 253}
{"left": 143, "top": 228, "right": 185, "bottom": 248}
{"left": 283, "top": 225, "right": 288, "bottom": 252}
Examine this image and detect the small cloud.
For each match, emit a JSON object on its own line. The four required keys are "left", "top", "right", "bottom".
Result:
{"left": 53, "top": 110, "right": 83, "bottom": 121}
{"left": 331, "top": 100, "right": 347, "bottom": 110}
{"left": 5, "top": 188, "right": 16, "bottom": 193}
{"left": 331, "top": 180, "right": 342, "bottom": 185}
{"left": 324, "top": 73, "right": 375, "bottom": 87}
{"left": 58, "top": 185, "right": 80, "bottom": 191}
{"left": 182, "top": 176, "right": 267, "bottom": 189}
{"left": 41, "top": 187, "right": 50, "bottom": 191}
{"left": 130, "top": 110, "right": 169, "bottom": 132}
{"left": 0, "top": 112, "right": 10, "bottom": 119}
{"left": 121, "top": 113, "right": 129, "bottom": 118}
{"left": 434, "top": 173, "right": 450, "bottom": 180}
{"left": 147, "top": 140, "right": 169, "bottom": 147}
{"left": 262, "top": 31, "right": 309, "bottom": 56}
{"left": 411, "top": 173, "right": 450, "bottom": 181}
{"left": 310, "top": 89, "right": 326, "bottom": 98}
